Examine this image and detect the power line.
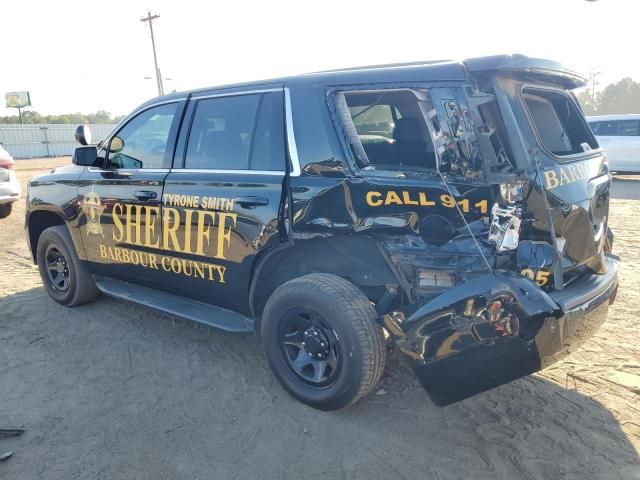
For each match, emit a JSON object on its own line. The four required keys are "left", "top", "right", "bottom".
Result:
{"left": 140, "top": 11, "right": 164, "bottom": 96}
{"left": 588, "top": 71, "right": 601, "bottom": 105}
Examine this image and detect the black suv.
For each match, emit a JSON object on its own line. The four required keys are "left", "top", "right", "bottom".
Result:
{"left": 25, "top": 55, "right": 619, "bottom": 410}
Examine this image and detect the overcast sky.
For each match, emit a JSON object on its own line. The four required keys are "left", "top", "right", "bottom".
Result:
{"left": 1, "top": 0, "right": 636, "bottom": 117}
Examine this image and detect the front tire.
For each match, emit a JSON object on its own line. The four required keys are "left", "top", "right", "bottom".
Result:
{"left": 261, "top": 273, "right": 386, "bottom": 410}
{"left": 36, "top": 225, "right": 99, "bottom": 306}
{"left": 0, "top": 203, "right": 12, "bottom": 219}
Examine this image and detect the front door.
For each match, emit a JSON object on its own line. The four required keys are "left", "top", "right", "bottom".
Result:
{"left": 159, "top": 89, "right": 287, "bottom": 314}
{"left": 78, "top": 101, "right": 183, "bottom": 286}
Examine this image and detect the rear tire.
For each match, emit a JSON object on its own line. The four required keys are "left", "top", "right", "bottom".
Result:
{"left": 0, "top": 203, "right": 12, "bottom": 219}
{"left": 261, "top": 273, "right": 386, "bottom": 410}
{"left": 36, "top": 225, "right": 99, "bottom": 306}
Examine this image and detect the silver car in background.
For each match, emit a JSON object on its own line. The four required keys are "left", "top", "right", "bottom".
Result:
{"left": 587, "top": 114, "right": 640, "bottom": 172}
{"left": 0, "top": 145, "right": 21, "bottom": 219}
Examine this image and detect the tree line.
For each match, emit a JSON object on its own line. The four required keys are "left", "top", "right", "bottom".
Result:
{"left": 1, "top": 78, "right": 638, "bottom": 124}
{"left": 0, "top": 110, "right": 124, "bottom": 124}
{"left": 577, "top": 77, "right": 640, "bottom": 116}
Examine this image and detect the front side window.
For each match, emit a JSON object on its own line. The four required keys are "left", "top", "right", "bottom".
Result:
{"left": 109, "top": 103, "right": 177, "bottom": 169}
{"left": 523, "top": 88, "right": 597, "bottom": 156}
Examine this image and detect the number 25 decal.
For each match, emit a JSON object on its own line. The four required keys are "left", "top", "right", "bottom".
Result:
{"left": 520, "top": 268, "right": 550, "bottom": 287}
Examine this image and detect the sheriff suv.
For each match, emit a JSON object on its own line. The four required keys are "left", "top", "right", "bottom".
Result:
{"left": 25, "top": 55, "right": 619, "bottom": 410}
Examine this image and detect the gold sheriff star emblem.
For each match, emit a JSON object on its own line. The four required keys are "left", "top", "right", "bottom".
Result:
{"left": 82, "top": 191, "right": 105, "bottom": 236}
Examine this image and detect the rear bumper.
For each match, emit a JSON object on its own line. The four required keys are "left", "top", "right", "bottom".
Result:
{"left": 0, "top": 180, "right": 21, "bottom": 204}
{"left": 0, "top": 193, "right": 20, "bottom": 204}
{"left": 382, "top": 256, "right": 618, "bottom": 406}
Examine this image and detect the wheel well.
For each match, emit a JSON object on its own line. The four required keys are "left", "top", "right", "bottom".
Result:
{"left": 28, "top": 211, "right": 66, "bottom": 264}
{"left": 250, "top": 235, "right": 398, "bottom": 320}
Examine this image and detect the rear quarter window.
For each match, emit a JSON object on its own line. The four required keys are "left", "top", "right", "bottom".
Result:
{"left": 588, "top": 119, "right": 640, "bottom": 137}
{"left": 522, "top": 88, "right": 597, "bottom": 157}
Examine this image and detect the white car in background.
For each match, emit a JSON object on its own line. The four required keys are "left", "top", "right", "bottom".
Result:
{"left": 587, "top": 114, "right": 640, "bottom": 172}
{"left": 0, "top": 145, "right": 21, "bottom": 219}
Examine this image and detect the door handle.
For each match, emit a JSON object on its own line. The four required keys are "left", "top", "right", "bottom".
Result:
{"left": 234, "top": 196, "right": 269, "bottom": 208}
{"left": 133, "top": 190, "right": 157, "bottom": 200}
{"left": 93, "top": 168, "right": 133, "bottom": 178}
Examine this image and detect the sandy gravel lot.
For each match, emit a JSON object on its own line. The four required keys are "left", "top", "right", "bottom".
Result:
{"left": 1, "top": 158, "right": 638, "bottom": 479}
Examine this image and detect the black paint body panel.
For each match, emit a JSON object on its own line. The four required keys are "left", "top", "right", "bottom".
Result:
{"left": 383, "top": 257, "right": 617, "bottom": 406}
{"left": 24, "top": 54, "right": 620, "bottom": 407}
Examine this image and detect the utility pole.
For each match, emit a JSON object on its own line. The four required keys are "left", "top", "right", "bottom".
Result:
{"left": 140, "top": 11, "right": 164, "bottom": 96}
{"left": 588, "top": 70, "right": 601, "bottom": 106}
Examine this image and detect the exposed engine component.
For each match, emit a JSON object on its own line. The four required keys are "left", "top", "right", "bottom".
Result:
{"left": 483, "top": 299, "right": 519, "bottom": 336}
{"left": 488, "top": 203, "right": 521, "bottom": 252}
{"left": 416, "top": 268, "right": 455, "bottom": 289}
{"left": 499, "top": 181, "right": 524, "bottom": 203}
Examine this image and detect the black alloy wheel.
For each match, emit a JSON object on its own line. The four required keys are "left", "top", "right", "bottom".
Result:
{"left": 36, "top": 225, "right": 99, "bottom": 306}
{"left": 261, "top": 273, "right": 386, "bottom": 410}
{"left": 279, "top": 306, "right": 342, "bottom": 387}
{"left": 44, "top": 245, "right": 71, "bottom": 292}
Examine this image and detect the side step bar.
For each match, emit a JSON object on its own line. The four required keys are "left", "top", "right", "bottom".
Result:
{"left": 94, "top": 276, "right": 255, "bottom": 334}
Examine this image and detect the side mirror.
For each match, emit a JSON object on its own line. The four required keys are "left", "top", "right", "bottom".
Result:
{"left": 74, "top": 125, "right": 92, "bottom": 146}
{"left": 73, "top": 146, "right": 99, "bottom": 166}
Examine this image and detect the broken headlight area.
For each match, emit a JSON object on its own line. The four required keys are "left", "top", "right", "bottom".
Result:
{"left": 499, "top": 181, "right": 524, "bottom": 203}
{"left": 480, "top": 297, "right": 520, "bottom": 337}
{"left": 488, "top": 203, "right": 522, "bottom": 252}
{"left": 487, "top": 180, "right": 526, "bottom": 253}
{"left": 383, "top": 226, "right": 494, "bottom": 300}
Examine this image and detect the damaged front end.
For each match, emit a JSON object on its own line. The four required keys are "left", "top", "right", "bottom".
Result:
{"left": 382, "top": 271, "right": 560, "bottom": 405}
{"left": 310, "top": 56, "right": 620, "bottom": 405}
{"left": 380, "top": 262, "right": 616, "bottom": 406}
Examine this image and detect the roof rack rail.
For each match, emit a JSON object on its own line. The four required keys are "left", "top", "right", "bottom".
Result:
{"left": 306, "top": 59, "right": 453, "bottom": 75}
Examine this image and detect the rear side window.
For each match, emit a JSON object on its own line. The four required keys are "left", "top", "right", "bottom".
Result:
{"left": 249, "top": 92, "right": 285, "bottom": 171}
{"left": 590, "top": 120, "right": 640, "bottom": 136}
{"left": 337, "top": 89, "right": 437, "bottom": 170}
{"left": 185, "top": 92, "right": 285, "bottom": 171}
{"left": 523, "top": 88, "right": 597, "bottom": 156}
{"left": 621, "top": 120, "right": 640, "bottom": 136}
{"left": 590, "top": 120, "right": 622, "bottom": 136}
{"left": 185, "top": 95, "right": 260, "bottom": 170}
{"left": 349, "top": 103, "right": 401, "bottom": 141}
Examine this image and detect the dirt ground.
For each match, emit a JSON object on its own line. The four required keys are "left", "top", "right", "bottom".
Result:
{"left": 1, "top": 158, "right": 639, "bottom": 480}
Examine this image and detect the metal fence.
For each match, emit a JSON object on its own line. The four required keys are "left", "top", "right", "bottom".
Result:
{"left": 0, "top": 124, "right": 115, "bottom": 159}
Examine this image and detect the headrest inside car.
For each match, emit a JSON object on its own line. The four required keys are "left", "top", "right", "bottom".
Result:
{"left": 393, "top": 118, "right": 423, "bottom": 143}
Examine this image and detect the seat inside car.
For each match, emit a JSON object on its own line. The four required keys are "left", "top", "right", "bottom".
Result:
{"left": 391, "top": 117, "right": 432, "bottom": 166}
{"left": 189, "top": 128, "right": 246, "bottom": 169}
{"left": 362, "top": 117, "right": 436, "bottom": 168}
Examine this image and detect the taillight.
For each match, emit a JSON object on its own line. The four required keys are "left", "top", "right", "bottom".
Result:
{"left": 0, "top": 160, "right": 13, "bottom": 170}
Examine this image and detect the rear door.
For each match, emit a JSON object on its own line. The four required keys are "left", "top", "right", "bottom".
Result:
{"left": 78, "top": 101, "right": 183, "bottom": 283}
{"left": 158, "top": 88, "right": 287, "bottom": 314}
{"left": 519, "top": 86, "right": 609, "bottom": 278}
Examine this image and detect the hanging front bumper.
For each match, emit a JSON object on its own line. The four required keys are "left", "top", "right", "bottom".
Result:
{"left": 381, "top": 256, "right": 619, "bottom": 406}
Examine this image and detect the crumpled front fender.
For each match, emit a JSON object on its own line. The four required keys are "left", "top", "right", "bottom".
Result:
{"left": 381, "top": 271, "right": 565, "bottom": 406}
